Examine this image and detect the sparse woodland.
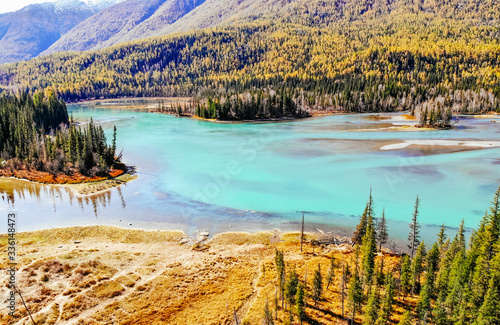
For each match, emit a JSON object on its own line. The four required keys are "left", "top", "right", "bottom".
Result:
{"left": 258, "top": 188, "right": 500, "bottom": 325}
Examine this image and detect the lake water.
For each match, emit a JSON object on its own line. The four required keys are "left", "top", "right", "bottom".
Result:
{"left": 2, "top": 102, "right": 500, "bottom": 246}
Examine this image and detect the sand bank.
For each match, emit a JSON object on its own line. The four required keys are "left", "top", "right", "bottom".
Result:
{"left": 380, "top": 139, "right": 500, "bottom": 151}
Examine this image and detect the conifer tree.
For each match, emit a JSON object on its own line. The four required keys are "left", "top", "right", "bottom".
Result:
{"left": 433, "top": 292, "right": 448, "bottom": 325}
{"left": 285, "top": 269, "right": 299, "bottom": 308}
{"left": 353, "top": 190, "right": 374, "bottom": 244}
{"left": 361, "top": 220, "right": 377, "bottom": 289}
{"left": 295, "top": 282, "right": 306, "bottom": 325}
{"left": 326, "top": 253, "right": 336, "bottom": 289}
{"left": 416, "top": 281, "right": 431, "bottom": 323}
{"left": 411, "top": 241, "right": 426, "bottom": 295}
{"left": 437, "top": 223, "right": 447, "bottom": 247}
{"left": 475, "top": 263, "right": 500, "bottom": 324}
{"left": 274, "top": 249, "right": 286, "bottom": 309}
{"left": 375, "top": 274, "right": 395, "bottom": 325}
{"left": 408, "top": 195, "right": 421, "bottom": 258}
{"left": 376, "top": 259, "right": 385, "bottom": 286}
{"left": 377, "top": 207, "right": 389, "bottom": 252}
{"left": 340, "top": 263, "right": 348, "bottom": 318}
{"left": 312, "top": 264, "right": 323, "bottom": 307}
{"left": 400, "top": 255, "right": 411, "bottom": 300}
{"left": 363, "top": 287, "right": 379, "bottom": 325}
{"left": 111, "top": 125, "right": 117, "bottom": 157}
{"left": 348, "top": 267, "right": 363, "bottom": 324}
{"left": 426, "top": 242, "right": 440, "bottom": 296}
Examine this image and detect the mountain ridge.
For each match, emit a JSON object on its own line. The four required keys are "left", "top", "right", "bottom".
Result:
{"left": 39, "top": 0, "right": 500, "bottom": 58}
{"left": 0, "top": 0, "right": 123, "bottom": 64}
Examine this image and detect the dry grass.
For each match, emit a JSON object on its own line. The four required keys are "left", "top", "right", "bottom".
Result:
{"left": 1, "top": 226, "right": 414, "bottom": 325}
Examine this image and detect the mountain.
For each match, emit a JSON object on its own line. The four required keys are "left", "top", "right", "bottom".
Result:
{"left": 42, "top": 0, "right": 206, "bottom": 55}
{"left": 42, "top": 0, "right": 207, "bottom": 55}
{"left": 42, "top": 0, "right": 500, "bottom": 56}
{"left": 0, "top": 0, "right": 499, "bottom": 117}
{"left": 0, "top": 0, "right": 123, "bottom": 64}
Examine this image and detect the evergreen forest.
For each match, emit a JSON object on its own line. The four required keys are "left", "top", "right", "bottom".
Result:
{"left": 0, "top": 93, "right": 119, "bottom": 177}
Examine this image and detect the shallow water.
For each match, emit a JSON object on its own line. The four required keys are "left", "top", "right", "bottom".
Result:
{"left": 2, "top": 105, "right": 500, "bottom": 244}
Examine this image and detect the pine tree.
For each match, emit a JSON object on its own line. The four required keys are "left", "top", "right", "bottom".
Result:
{"left": 375, "top": 274, "right": 395, "bottom": 325}
{"left": 363, "top": 287, "right": 379, "bottom": 325}
{"left": 411, "top": 241, "right": 426, "bottom": 295}
{"left": 295, "top": 282, "right": 306, "bottom": 325}
{"left": 474, "top": 250, "right": 500, "bottom": 324}
{"left": 426, "top": 242, "right": 440, "bottom": 296}
{"left": 340, "top": 263, "right": 349, "bottom": 318}
{"left": 437, "top": 223, "right": 447, "bottom": 247}
{"left": 400, "top": 255, "right": 411, "bottom": 300}
{"left": 285, "top": 269, "right": 299, "bottom": 308}
{"left": 274, "top": 249, "right": 286, "bottom": 309}
{"left": 111, "top": 125, "right": 117, "bottom": 157}
{"left": 312, "top": 264, "right": 323, "bottom": 307}
{"left": 433, "top": 292, "right": 448, "bottom": 325}
{"left": 353, "top": 190, "right": 374, "bottom": 244}
{"left": 408, "top": 195, "right": 421, "bottom": 258}
{"left": 416, "top": 281, "right": 431, "bottom": 323}
{"left": 326, "top": 253, "right": 336, "bottom": 289}
{"left": 348, "top": 267, "right": 363, "bottom": 324}
{"left": 475, "top": 270, "right": 500, "bottom": 324}
{"left": 377, "top": 207, "right": 389, "bottom": 252}
{"left": 361, "top": 220, "right": 377, "bottom": 289}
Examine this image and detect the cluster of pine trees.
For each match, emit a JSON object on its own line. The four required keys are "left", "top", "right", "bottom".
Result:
{"left": 417, "top": 106, "right": 454, "bottom": 128}
{"left": 194, "top": 90, "right": 310, "bottom": 120}
{"left": 266, "top": 188, "right": 500, "bottom": 324}
{"left": 1, "top": 6, "right": 499, "bottom": 117}
{"left": 0, "top": 93, "right": 119, "bottom": 177}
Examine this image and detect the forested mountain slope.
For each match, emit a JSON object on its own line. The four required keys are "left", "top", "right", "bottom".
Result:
{"left": 0, "top": 0, "right": 499, "bottom": 117}
{"left": 40, "top": 0, "right": 500, "bottom": 54}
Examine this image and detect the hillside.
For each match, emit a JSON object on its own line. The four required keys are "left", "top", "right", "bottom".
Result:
{"left": 0, "top": 0, "right": 123, "bottom": 65}
{"left": 41, "top": 0, "right": 199, "bottom": 54}
{"left": 2, "top": 0, "right": 499, "bottom": 65}
{"left": 42, "top": 0, "right": 500, "bottom": 55}
{"left": 1, "top": 9, "right": 499, "bottom": 117}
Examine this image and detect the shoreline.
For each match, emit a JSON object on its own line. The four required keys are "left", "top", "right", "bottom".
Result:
{"left": 71, "top": 96, "right": 500, "bottom": 129}
{"left": 0, "top": 225, "right": 358, "bottom": 253}
{"left": 0, "top": 167, "right": 137, "bottom": 197}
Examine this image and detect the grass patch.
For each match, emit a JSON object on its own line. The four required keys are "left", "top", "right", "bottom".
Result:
{"left": 91, "top": 280, "right": 125, "bottom": 298}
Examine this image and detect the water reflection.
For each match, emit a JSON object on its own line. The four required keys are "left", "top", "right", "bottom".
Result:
{"left": 0, "top": 178, "right": 120, "bottom": 218}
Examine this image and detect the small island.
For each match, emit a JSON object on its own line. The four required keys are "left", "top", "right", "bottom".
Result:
{"left": 151, "top": 90, "right": 312, "bottom": 122}
{"left": 0, "top": 92, "right": 130, "bottom": 194}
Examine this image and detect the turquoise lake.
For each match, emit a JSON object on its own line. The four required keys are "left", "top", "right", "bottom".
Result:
{"left": 2, "top": 102, "right": 500, "bottom": 246}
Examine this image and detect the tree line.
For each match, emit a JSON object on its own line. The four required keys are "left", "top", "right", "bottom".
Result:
{"left": 263, "top": 188, "right": 500, "bottom": 324}
{"left": 0, "top": 92, "right": 120, "bottom": 177}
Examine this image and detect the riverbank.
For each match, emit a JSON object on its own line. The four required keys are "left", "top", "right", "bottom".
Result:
{"left": 0, "top": 226, "right": 409, "bottom": 325}
{"left": 0, "top": 164, "right": 136, "bottom": 197}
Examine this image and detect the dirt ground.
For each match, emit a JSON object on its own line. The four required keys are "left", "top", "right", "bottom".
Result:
{"left": 0, "top": 226, "right": 408, "bottom": 325}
